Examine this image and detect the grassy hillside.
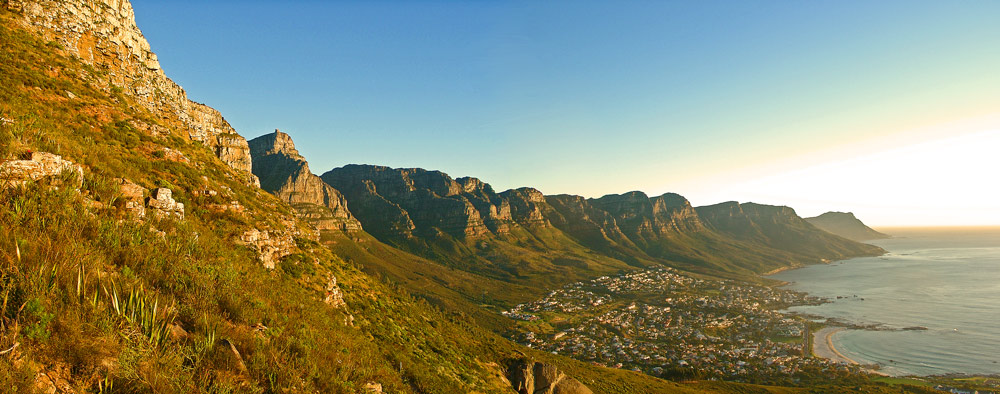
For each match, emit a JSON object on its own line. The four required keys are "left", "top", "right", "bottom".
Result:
{"left": 0, "top": 8, "right": 942, "bottom": 394}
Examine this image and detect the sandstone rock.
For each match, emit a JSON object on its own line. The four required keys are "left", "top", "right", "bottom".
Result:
{"left": 248, "top": 130, "right": 361, "bottom": 232}
{"left": 321, "top": 165, "right": 522, "bottom": 239}
{"left": 0, "top": 152, "right": 83, "bottom": 188}
{"left": 147, "top": 187, "right": 184, "bottom": 219}
{"left": 115, "top": 177, "right": 146, "bottom": 218}
{"left": 506, "top": 360, "right": 592, "bottom": 394}
{"left": 499, "top": 187, "right": 550, "bottom": 227}
{"left": 5, "top": 0, "right": 255, "bottom": 179}
{"left": 238, "top": 228, "right": 295, "bottom": 269}
{"left": 323, "top": 275, "right": 346, "bottom": 308}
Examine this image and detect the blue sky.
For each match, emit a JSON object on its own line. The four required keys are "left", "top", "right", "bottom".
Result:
{"left": 132, "top": 1, "right": 1000, "bottom": 225}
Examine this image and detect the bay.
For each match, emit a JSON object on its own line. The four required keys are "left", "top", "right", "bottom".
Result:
{"left": 768, "top": 227, "right": 1000, "bottom": 376}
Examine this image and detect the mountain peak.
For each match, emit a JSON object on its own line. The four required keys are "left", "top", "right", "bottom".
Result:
{"left": 806, "top": 211, "right": 889, "bottom": 241}
{"left": 249, "top": 129, "right": 302, "bottom": 159}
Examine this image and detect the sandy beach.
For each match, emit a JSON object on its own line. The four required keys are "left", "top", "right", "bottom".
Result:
{"left": 812, "top": 327, "right": 858, "bottom": 365}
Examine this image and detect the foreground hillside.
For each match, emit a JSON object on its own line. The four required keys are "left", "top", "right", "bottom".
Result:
{"left": 0, "top": 1, "right": 939, "bottom": 393}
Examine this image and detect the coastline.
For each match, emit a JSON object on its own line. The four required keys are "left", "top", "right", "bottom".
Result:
{"left": 812, "top": 327, "right": 889, "bottom": 376}
{"left": 762, "top": 264, "right": 803, "bottom": 276}
{"left": 812, "top": 327, "right": 857, "bottom": 365}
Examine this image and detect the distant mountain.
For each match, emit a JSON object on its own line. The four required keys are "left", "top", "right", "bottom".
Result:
{"left": 1, "top": 0, "right": 905, "bottom": 391}
{"left": 805, "top": 211, "right": 890, "bottom": 241}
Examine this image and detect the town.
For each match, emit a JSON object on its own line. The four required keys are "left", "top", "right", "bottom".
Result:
{"left": 504, "top": 267, "right": 870, "bottom": 385}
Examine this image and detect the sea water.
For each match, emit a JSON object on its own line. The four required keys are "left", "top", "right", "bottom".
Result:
{"left": 768, "top": 227, "right": 1000, "bottom": 376}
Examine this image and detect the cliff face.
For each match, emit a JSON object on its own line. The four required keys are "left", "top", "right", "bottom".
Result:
{"left": 248, "top": 130, "right": 361, "bottom": 232}
{"left": 321, "top": 165, "right": 539, "bottom": 240}
{"left": 805, "top": 211, "right": 890, "bottom": 241}
{"left": 5, "top": 0, "right": 256, "bottom": 183}
{"left": 696, "top": 202, "right": 885, "bottom": 262}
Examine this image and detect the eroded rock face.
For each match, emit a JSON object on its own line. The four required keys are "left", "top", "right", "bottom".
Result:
{"left": 592, "top": 191, "right": 705, "bottom": 239}
{"left": 0, "top": 152, "right": 83, "bottom": 188}
{"left": 320, "top": 165, "right": 554, "bottom": 240}
{"left": 323, "top": 275, "right": 346, "bottom": 308}
{"left": 506, "top": 360, "right": 593, "bottom": 394}
{"left": 238, "top": 228, "right": 296, "bottom": 269}
{"left": 248, "top": 130, "right": 361, "bottom": 232}
{"left": 498, "top": 187, "right": 551, "bottom": 227}
{"left": 5, "top": 0, "right": 256, "bottom": 181}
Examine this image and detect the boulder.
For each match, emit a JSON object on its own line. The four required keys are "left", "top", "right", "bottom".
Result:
{"left": 146, "top": 187, "right": 184, "bottom": 219}
{"left": 0, "top": 152, "right": 83, "bottom": 188}
{"left": 506, "top": 360, "right": 592, "bottom": 394}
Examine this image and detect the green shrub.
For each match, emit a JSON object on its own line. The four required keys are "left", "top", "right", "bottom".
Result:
{"left": 23, "top": 297, "right": 54, "bottom": 341}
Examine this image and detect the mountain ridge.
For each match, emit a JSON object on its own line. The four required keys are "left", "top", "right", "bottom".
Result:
{"left": 805, "top": 211, "right": 890, "bottom": 241}
{"left": 0, "top": 1, "right": 922, "bottom": 392}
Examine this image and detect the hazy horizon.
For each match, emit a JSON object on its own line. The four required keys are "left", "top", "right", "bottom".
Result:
{"left": 133, "top": 1, "right": 1000, "bottom": 227}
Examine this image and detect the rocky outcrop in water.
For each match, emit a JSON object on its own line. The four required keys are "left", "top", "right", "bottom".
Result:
{"left": 5, "top": 0, "right": 256, "bottom": 183}
{"left": 248, "top": 130, "right": 361, "bottom": 232}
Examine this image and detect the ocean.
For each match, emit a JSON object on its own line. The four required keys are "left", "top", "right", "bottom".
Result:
{"left": 768, "top": 227, "right": 1000, "bottom": 377}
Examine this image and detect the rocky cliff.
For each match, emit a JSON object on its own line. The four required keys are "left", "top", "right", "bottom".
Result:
{"left": 315, "top": 161, "right": 886, "bottom": 279}
{"left": 4, "top": 0, "right": 257, "bottom": 184}
{"left": 696, "top": 202, "right": 885, "bottom": 263}
{"left": 248, "top": 130, "right": 361, "bottom": 232}
{"left": 321, "top": 165, "right": 523, "bottom": 239}
{"left": 507, "top": 360, "right": 593, "bottom": 394}
{"left": 805, "top": 211, "right": 890, "bottom": 241}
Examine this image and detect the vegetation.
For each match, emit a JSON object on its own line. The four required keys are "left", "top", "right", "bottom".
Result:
{"left": 0, "top": 8, "right": 956, "bottom": 394}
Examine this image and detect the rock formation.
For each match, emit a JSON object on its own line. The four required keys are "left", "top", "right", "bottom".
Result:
{"left": 4, "top": 0, "right": 257, "bottom": 184}
{"left": 321, "top": 165, "right": 557, "bottom": 240}
{"left": 146, "top": 188, "right": 184, "bottom": 219}
{"left": 248, "top": 130, "right": 361, "bottom": 232}
{"left": 238, "top": 228, "right": 296, "bottom": 270}
{"left": 506, "top": 360, "right": 593, "bottom": 394}
{"left": 805, "top": 211, "right": 890, "bottom": 241}
{"left": 115, "top": 177, "right": 146, "bottom": 218}
{"left": 323, "top": 275, "right": 346, "bottom": 308}
{"left": 0, "top": 152, "right": 83, "bottom": 188}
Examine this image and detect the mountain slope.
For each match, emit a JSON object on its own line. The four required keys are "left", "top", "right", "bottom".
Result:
{"left": 696, "top": 202, "right": 886, "bottom": 266}
{"left": 805, "top": 211, "right": 890, "bottom": 241}
{"left": 0, "top": 1, "right": 917, "bottom": 393}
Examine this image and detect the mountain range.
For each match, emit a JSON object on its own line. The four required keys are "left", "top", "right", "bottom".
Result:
{"left": 0, "top": 1, "right": 922, "bottom": 393}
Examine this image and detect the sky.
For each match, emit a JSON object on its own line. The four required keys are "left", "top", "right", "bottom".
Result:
{"left": 130, "top": 0, "right": 1000, "bottom": 227}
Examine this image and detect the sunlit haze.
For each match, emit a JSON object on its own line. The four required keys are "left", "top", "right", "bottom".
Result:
{"left": 131, "top": 0, "right": 1000, "bottom": 227}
